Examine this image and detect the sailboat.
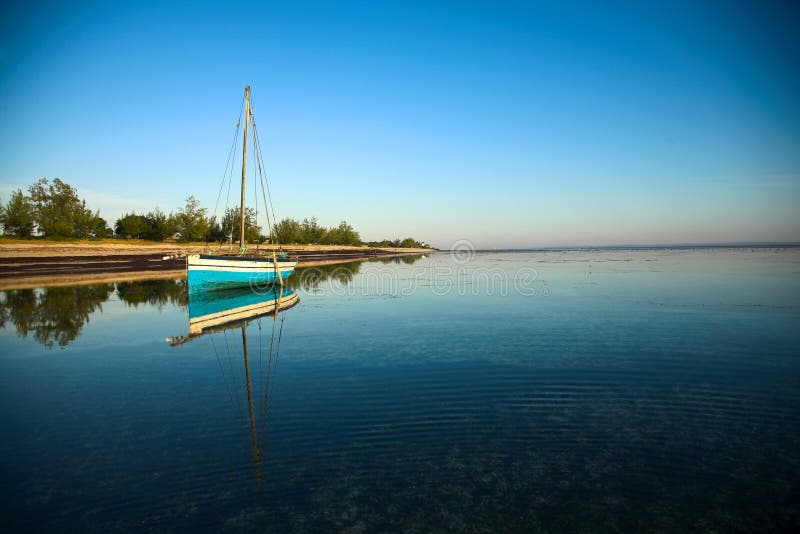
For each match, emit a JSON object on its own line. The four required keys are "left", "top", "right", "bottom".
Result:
{"left": 187, "top": 85, "right": 297, "bottom": 291}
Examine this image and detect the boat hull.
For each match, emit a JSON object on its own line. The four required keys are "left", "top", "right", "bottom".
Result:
{"left": 187, "top": 254, "right": 296, "bottom": 291}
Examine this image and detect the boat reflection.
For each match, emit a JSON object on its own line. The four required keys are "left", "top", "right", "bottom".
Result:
{"left": 168, "top": 286, "right": 299, "bottom": 482}
{"left": 167, "top": 286, "right": 298, "bottom": 344}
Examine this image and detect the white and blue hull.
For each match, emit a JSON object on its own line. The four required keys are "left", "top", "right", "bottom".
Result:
{"left": 187, "top": 254, "right": 296, "bottom": 292}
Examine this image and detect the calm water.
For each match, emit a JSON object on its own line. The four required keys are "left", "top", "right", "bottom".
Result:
{"left": 1, "top": 249, "right": 799, "bottom": 531}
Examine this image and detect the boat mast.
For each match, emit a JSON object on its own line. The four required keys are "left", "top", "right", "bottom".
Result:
{"left": 239, "top": 85, "right": 250, "bottom": 251}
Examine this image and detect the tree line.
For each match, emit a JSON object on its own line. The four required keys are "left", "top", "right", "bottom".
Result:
{"left": 0, "top": 178, "right": 431, "bottom": 247}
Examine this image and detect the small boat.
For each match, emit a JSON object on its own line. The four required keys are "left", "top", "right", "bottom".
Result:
{"left": 187, "top": 85, "right": 297, "bottom": 291}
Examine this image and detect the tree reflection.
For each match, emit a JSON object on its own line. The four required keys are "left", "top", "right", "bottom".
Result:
{"left": 116, "top": 279, "right": 188, "bottom": 308}
{"left": 289, "top": 255, "right": 423, "bottom": 290}
{"left": 289, "top": 261, "right": 363, "bottom": 291}
{"left": 0, "top": 279, "right": 188, "bottom": 349}
{"left": 0, "top": 284, "right": 115, "bottom": 348}
{"left": 377, "top": 255, "right": 423, "bottom": 265}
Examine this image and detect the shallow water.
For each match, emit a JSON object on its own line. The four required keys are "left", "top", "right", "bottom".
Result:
{"left": 1, "top": 249, "right": 799, "bottom": 531}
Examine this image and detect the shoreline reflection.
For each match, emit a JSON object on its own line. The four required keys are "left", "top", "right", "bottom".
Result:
{"left": 0, "top": 256, "right": 416, "bottom": 348}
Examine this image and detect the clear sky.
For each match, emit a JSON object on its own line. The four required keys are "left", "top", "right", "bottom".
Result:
{"left": 1, "top": 0, "right": 798, "bottom": 248}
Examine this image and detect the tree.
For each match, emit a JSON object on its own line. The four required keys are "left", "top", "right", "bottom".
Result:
{"left": 85, "top": 212, "right": 112, "bottom": 238}
{"left": 144, "top": 207, "right": 175, "bottom": 241}
{"left": 220, "top": 206, "right": 261, "bottom": 243}
{"left": 205, "top": 216, "right": 226, "bottom": 243}
{"left": 28, "top": 178, "right": 79, "bottom": 237}
{"left": 73, "top": 205, "right": 111, "bottom": 238}
{"left": 274, "top": 218, "right": 301, "bottom": 244}
{"left": 27, "top": 178, "right": 107, "bottom": 238}
{"left": 336, "top": 220, "right": 360, "bottom": 245}
{"left": 365, "top": 237, "right": 427, "bottom": 248}
{"left": 300, "top": 217, "right": 326, "bottom": 244}
{"left": 175, "top": 196, "right": 210, "bottom": 242}
{"left": 0, "top": 189, "right": 34, "bottom": 238}
{"left": 115, "top": 213, "right": 150, "bottom": 238}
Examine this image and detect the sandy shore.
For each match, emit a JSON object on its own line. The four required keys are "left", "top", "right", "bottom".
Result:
{"left": 0, "top": 241, "right": 430, "bottom": 289}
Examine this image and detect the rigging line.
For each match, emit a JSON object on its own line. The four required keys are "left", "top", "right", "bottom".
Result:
{"left": 222, "top": 129, "right": 239, "bottom": 240}
{"left": 258, "top": 132, "right": 274, "bottom": 243}
{"left": 267, "top": 314, "right": 285, "bottom": 409}
{"left": 250, "top": 125, "right": 267, "bottom": 231}
{"left": 252, "top": 127, "right": 269, "bottom": 241}
{"left": 262, "top": 313, "right": 286, "bottom": 442}
{"left": 272, "top": 314, "right": 286, "bottom": 395}
{"left": 253, "top": 125, "right": 278, "bottom": 234}
{"left": 252, "top": 124, "right": 265, "bottom": 241}
{"left": 253, "top": 125, "right": 277, "bottom": 243}
{"left": 255, "top": 125, "right": 278, "bottom": 241}
{"left": 214, "top": 92, "right": 246, "bottom": 221}
{"left": 223, "top": 93, "right": 246, "bottom": 239}
{"left": 212, "top": 121, "right": 240, "bottom": 221}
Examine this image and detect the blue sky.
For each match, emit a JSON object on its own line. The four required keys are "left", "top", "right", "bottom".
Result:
{"left": 1, "top": 1, "right": 798, "bottom": 248}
